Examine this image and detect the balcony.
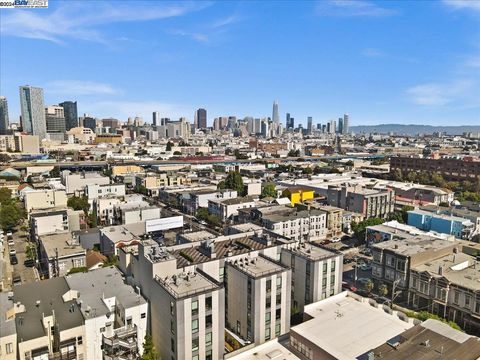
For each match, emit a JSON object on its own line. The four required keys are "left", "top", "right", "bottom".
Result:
{"left": 103, "top": 325, "right": 139, "bottom": 359}
{"left": 48, "top": 350, "right": 77, "bottom": 360}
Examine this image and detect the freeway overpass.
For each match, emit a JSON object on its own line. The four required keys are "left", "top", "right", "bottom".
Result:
{"left": 0, "top": 154, "right": 388, "bottom": 171}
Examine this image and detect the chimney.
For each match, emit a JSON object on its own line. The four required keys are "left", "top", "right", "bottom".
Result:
{"left": 438, "top": 266, "right": 444, "bottom": 276}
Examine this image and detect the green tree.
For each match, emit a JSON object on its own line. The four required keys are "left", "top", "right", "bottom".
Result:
{"left": 261, "top": 184, "right": 277, "bottom": 199}
{"left": 0, "top": 203, "right": 22, "bottom": 230}
{"left": 173, "top": 151, "right": 182, "bottom": 156}
{"left": 302, "top": 167, "right": 313, "bottom": 175}
{"left": 288, "top": 149, "right": 300, "bottom": 157}
{"left": 392, "top": 169, "right": 403, "bottom": 182}
{"left": 218, "top": 171, "right": 244, "bottom": 195}
{"left": 352, "top": 217, "right": 385, "bottom": 242}
{"left": 363, "top": 279, "right": 374, "bottom": 293}
{"left": 67, "top": 196, "right": 90, "bottom": 214}
{"left": 166, "top": 141, "right": 173, "bottom": 151}
{"left": 25, "top": 244, "right": 37, "bottom": 260}
{"left": 378, "top": 283, "right": 388, "bottom": 297}
{"left": 142, "top": 334, "right": 160, "bottom": 360}
{"left": 0, "top": 187, "right": 12, "bottom": 205}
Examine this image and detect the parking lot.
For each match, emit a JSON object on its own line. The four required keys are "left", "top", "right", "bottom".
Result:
{"left": 2, "top": 227, "right": 38, "bottom": 290}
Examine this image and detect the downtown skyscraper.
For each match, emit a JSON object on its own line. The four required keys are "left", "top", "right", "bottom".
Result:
{"left": 272, "top": 100, "right": 279, "bottom": 124}
{"left": 19, "top": 85, "right": 46, "bottom": 139}
{"left": 343, "top": 114, "right": 349, "bottom": 134}
{"left": 196, "top": 108, "right": 207, "bottom": 129}
{"left": 0, "top": 96, "right": 9, "bottom": 135}
{"left": 59, "top": 101, "right": 78, "bottom": 130}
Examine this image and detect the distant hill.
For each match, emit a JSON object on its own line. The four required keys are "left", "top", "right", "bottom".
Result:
{"left": 350, "top": 124, "right": 480, "bottom": 136}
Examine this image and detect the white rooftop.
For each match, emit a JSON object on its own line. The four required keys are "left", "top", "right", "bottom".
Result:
{"left": 292, "top": 292, "right": 414, "bottom": 360}
{"left": 228, "top": 337, "right": 300, "bottom": 360}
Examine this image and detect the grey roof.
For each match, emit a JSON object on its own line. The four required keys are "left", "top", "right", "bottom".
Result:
{"left": 14, "top": 277, "right": 84, "bottom": 342}
{"left": 0, "top": 292, "right": 16, "bottom": 337}
{"left": 65, "top": 267, "right": 146, "bottom": 319}
{"left": 371, "top": 236, "right": 458, "bottom": 257}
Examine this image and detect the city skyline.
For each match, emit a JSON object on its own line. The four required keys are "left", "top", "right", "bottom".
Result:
{"left": 1, "top": 1, "right": 479, "bottom": 126}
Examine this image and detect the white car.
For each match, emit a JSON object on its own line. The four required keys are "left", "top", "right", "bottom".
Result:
{"left": 7, "top": 239, "right": 14, "bottom": 247}
{"left": 9, "top": 249, "right": 16, "bottom": 256}
{"left": 6, "top": 231, "right": 13, "bottom": 239}
{"left": 331, "top": 237, "right": 341, "bottom": 243}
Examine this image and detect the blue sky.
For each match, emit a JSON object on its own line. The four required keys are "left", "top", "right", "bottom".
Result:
{"left": 1, "top": 0, "right": 479, "bottom": 126}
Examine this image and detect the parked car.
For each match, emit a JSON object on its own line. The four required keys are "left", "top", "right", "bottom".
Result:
{"left": 9, "top": 248, "right": 16, "bottom": 256}
{"left": 10, "top": 255, "right": 18, "bottom": 265}
{"left": 331, "top": 237, "right": 341, "bottom": 243}
{"left": 6, "top": 231, "right": 13, "bottom": 239}
{"left": 12, "top": 274, "right": 22, "bottom": 286}
{"left": 360, "top": 264, "right": 372, "bottom": 271}
{"left": 24, "top": 259, "right": 35, "bottom": 267}
{"left": 7, "top": 239, "right": 14, "bottom": 247}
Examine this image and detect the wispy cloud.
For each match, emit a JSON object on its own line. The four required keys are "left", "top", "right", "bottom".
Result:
{"left": 361, "top": 48, "right": 385, "bottom": 58}
{"left": 169, "top": 30, "right": 210, "bottom": 43}
{"left": 0, "top": 1, "right": 210, "bottom": 45}
{"left": 47, "top": 80, "right": 118, "bottom": 96}
{"left": 443, "top": 0, "right": 480, "bottom": 13}
{"left": 406, "top": 79, "right": 475, "bottom": 106}
{"left": 211, "top": 14, "right": 243, "bottom": 29}
{"left": 316, "top": 0, "right": 398, "bottom": 17}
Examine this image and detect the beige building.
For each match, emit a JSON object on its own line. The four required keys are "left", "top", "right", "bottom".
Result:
{"left": 225, "top": 255, "right": 291, "bottom": 345}
{"left": 0, "top": 293, "right": 17, "bottom": 360}
{"left": 62, "top": 171, "right": 110, "bottom": 195}
{"left": 112, "top": 165, "right": 143, "bottom": 176}
{"left": 66, "top": 126, "right": 96, "bottom": 144}
{"left": 281, "top": 243, "right": 343, "bottom": 313}
{"left": 24, "top": 189, "right": 68, "bottom": 213}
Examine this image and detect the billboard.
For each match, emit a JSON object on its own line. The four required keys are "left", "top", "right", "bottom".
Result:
{"left": 145, "top": 216, "right": 184, "bottom": 233}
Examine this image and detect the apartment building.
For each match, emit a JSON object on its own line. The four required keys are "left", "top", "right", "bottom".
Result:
{"left": 409, "top": 252, "right": 480, "bottom": 335}
{"left": 24, "top": 189, "right": 67, "bottom": 213}
{"left": 408, "top": 209, "right": 475, "bottom": 240}
{"left": 371, "top": 236, "right": 459, "bottom": 300}
{"left": 282, "top": 187, "right": 315, "bottom": 206}
{"left": 281, "top": 243, "right": 343, "bottom": 313}
{"left": 14, "top": 278, "right": 86, "bottom": 360}
{"left": 262, "top": 209, "right": 327, "bottom": 242}
{"left": 38, "top": 232, "right": 87, "bottom": 278}
{"left": 208, "top": 196, "right": 257, "bottom": 222}
{"left": 225, "top": 255, "right": 291, "bottom": 345}
{"left": 187, "top": 189, "right": 237, "bottom": 215}
{"left": 136, "top": 173, "right": 190, "bottom": 191}
{"left": 0, "top": 293, "right": 16, "bottom": 360}
{"left": 29, "top": 208, "right": 85, "bottom": 240}
{"left": 62, "top": 171, "right": 110, "bottom": 195}
{"left": 65, "top": 267, "right": 148, "bottom": 360}
{"left": 85, "top": 183, "right": 126, "bottom": 202}
{"left": 390, "top": 155, "right": 480, "bottom": 182}
{"left": 111, "top": 165, "right": 143, "bottom": 177}
{"left": 327, "top": 184, "right": 395, "bottom": 219}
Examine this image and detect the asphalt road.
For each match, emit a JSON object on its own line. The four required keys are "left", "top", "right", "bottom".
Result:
{"left": 4, "top": 228, "right": 38, "bottom": 288}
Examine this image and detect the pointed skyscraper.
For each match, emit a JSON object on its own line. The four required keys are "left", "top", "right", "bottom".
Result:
{"left": 272, "top": 100, "right": 279, "bottom": 124}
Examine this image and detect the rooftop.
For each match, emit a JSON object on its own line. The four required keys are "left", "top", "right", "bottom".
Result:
{"left": 0, "top": 292, "right": 16, "bottom": 337}
{"left": 100, "top": 221, "right": 146, "bottom": 243}
{"left": 178, "top": 230, "right": 217, "bottom": 243}
{"left": 39, "top": 232, "right": 86, "bottom": 258}
{"left": 292, "top": 292, "right": 414, "bottom": 360}
{"left": 211, "top": 196, "right": 257, "bottom": 205}
{"left": 155, "top": 271, "right": 221, "bottom": 299}
{"left": 409, "top": 209, "right": 474, "bottom": 224}
{"left": 366, "top": 319, "right": 480, "bottom": 360}
{"left": 411, "top": 252, "right": 480, "bottom": 291}
{"left": 228, "top": 337, "right": 300, "bottom": 360}
{"left": 371, "top": 236, "right": 457, "bottom": 257}
{"left": 285, "top": 242, "right": 340, "bottom": 261}
{"left": 65, "top": 267, "right": 146, "bottom": 319}
{"left": 14, "top": 277, "right": 84, "bottom": 342}
{"left": 228, "top": 255, "right": 286, "bottom": 278}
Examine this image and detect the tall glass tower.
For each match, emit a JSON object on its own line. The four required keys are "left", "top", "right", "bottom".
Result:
{"left": 0, "top": 96, "right": 9, "bottom": 135}
{"left": 59, "top": 101, "right": 78, "bottom": 130}
{"left": 272, "top": 100, "right": 279, "bottom": 124}
{"left": 19, "top": 85, "right": 46, "bottom": 139}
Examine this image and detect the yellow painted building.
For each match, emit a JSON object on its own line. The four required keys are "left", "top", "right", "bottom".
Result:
{"left": 282, "top": 187, "right": 315, "bottom": 205}
{"left": 112, "top": 165, "right": 143, "bottom": 176}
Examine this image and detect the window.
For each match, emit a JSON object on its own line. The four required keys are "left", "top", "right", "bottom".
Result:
{"left": 171, "top": 320, "right": 175, "bottom": 334}
{"left": 465, "top": 295, "right": 471, "bottom": 308}
{"left": 141, "top": 312, "right": 146, "bottom": 319}
{"left": 475, "top": 302, "right": 480, "bottom": 314}
{"left": 265, "top": 312, "right": 271, "bottom": 325}
{"left": 6, "top": 343, "right": 13, "bottom": 354}
{"left": 192, "top": 300, "right": 199, "bottom": 316}
{"left": 265, "top": 327, "right": 271, "bottom": 341}
{"left": 323, "top": 263, "right": 327, "bottom": 274}
{"left": 192, "top": 356, "right": 199, "bottom": 360}
{"left": 171, "top": 338, "right": 175, "bottom": 352}
{"left": 276, "top": 276, "right": 282, "bottom": 289}
{"left": 237, "top": 320, "right": 241, "bottom": 334}
{"left": 100, "top": 327, "right": 105, "bottom": 332}
{"left": 330, "top": 274, "right": 335, "bottom": 285}
{"left": 170, "top": 301, "right": 175, "bottom": 315}
{"left": 205, "top": 332, "right": 212, "bottom": 347}
{"left": 266, "top": 279, "right": 272, "bottom": 292}
{"left": 192, "top": 338, "right": 199, "bottom": 352}
{"left": 206, "top": 296, "right": 212, "bottom": 311}
{"left": 206, "top": 350, "right": 212, "bottom": 360}
{"left": 77, "top": 336, "right": 83, "bottom": 345}
{"left": 266, "top": 297, "right": 271, "bottom": 309}
{"left": 206, "top": 314, "right": 212, "bottom": 328}
{"left": 454, "top": 291, "right": 460, "bottom": 305}
{"left": 396, "top": 260, "right": 406, "bottom": 272}
{"left": 331, "top": 261, "right": 336, "bottom": 271}
{"left": 192, "top": 319, "right": 199, "bottom": 333}
{"left": 275, "top": 323, "right": 281, "bottom": 336}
